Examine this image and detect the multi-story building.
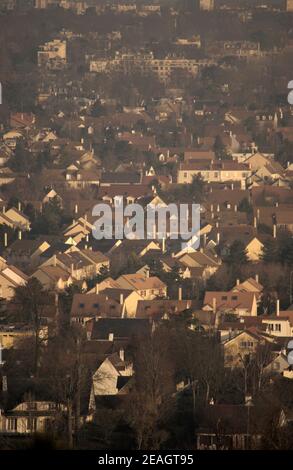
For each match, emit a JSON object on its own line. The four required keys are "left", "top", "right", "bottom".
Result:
{"left": 177, "top": 161, "right": 252, "bottom": 187}
{"left": 38, "top": 39, "right": 67, "bottom": 69}
{"left": 90, "top": 52, "right": 203, "bottom": 82}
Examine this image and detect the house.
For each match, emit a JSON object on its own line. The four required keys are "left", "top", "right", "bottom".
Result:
{"left": 178, "top": 160, "right": 251, "bottom": 188}
{"left": 262, "top": 313, "right": 293, "bottom": 338}
{"left": 232, "top": 276, "right": 263, "bottom": 299}
{"left": 115, "top": 273, "right": 167, "bottom": 299}
{"left": 0, "top": 324, "right": 37, "bottom": 349}
{"left": 88, "top": 350, "right": 133, "bottom": 405}
{"left": 135, "top": 299, "right": 195, "bottom": 319}
{"left": 32, "top": 265, "right": 74, "bottom": 291}
{"left": 40, "top": 249, "right": 110, "bottom": 281}
{"left": 203, "top": 291, "right": 258, "bottom": 317}
{"left": 223, "top": 329, "right": 273, "bottom": 367}
{"left": 196, "top": 404, "right": 262, "bottom": 450}
{"left": 264, "top": 352, "right": 290, "bottom": 375}
{"left": 0, "top": 265, "right": 28, "bottom": 300}
{"left": 88, "top": 318, "right": 151, "bottom": 343}
{"left": 70, "top": 293, "right": 122, "bottom": 324}
{"left": 211, "top": 226, "right": 264, "bottom": 262}
{"left": 10, "top": 112, "right": 36, "bottom": 129}
{"left": 0, "top": 207, "right": 30, "bottom": 231}
{"left": 4, "top": 239, "right": 51, "bottom": 269}
{"left": 177, "top": 250, "right": 221, "bottom": 281}
{"left": 92, "top": 287, "right": 143, "bottom": 318}
{"left": 0, "top": 401, "right": 66, "bottom": 435}
{"left": 109, "top": 239, "right": 162, "bottom": 260}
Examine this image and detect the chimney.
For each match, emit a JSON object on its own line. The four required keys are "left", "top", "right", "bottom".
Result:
{"left": 95, "top": 283, "right": 99, "bottom": 294}
{"left": 253, "top": 217, "right": 257, "bottom": 229}
{"left": 210, "top": 204, "right": 214, "bottom": 212}
{"left": 216, "top": 232, "right": 220, "bottom": 244}
{"left": 120, "top": 293, "right": 124, "bottom": 305}
{"left": 119, "top": 348, "right": 125, "bottom": 362}
{"left": 234, "top": 204, "right": 237, "bottom": 212}
{"left": 212, "top": 297, "right": 216, "bottom": 314}
{"left": 0, "top": 343, "right": 4, "bottom": 366}
{"left": 215, "top": 311, "right": 220, "bottom": 329}
{"left": 276, "top": 299, "right": 280, "bottom": 317}
{"left": 273, "top": 224, "right": 277, "bottom": 239}
{"left": 74, "top": 204, "right": 78, "bottom": 214}
{"left": 255, "top": 274, "right": 259, "bottom": 283}
{"left": 145, "top": 269, "right": 150, "bottom": 279}
{"left": 203, "top": 233, "right": 207, "bottom": 246}
{"left": 162, "top": 237, "right": 166, "bottom": 254}
{"left": 217, "top": 204, "right": 220, "bottom": 213}
{"left": 18, "top": 201, "right": 21, "bottom": 212}
{"left": 71, "top": 263, "right": 74, "bottom": 276}
{"left": 231, "top": 183, "right": 234, "bottom": 190}
{"left": 236, "top": 279, "right": 240, "bottom": 286}
{"left": 4, "top": 233, "right": 7, "bottom": 248}
{"left": 108, "top": 332, "right": 114, "bottom": 341}
{"left": 257, "top": 208, "right": 260, "bottom": 220}
{"left": 178, "top": 286, "right": 182, "bottom": 301}
{"left": 18, "top": 230, "right": 22, "bottom": 240}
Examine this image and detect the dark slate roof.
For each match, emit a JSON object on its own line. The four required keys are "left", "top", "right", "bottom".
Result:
{"left": 91, "top": 318, "right": 151, "bottom": 340}
{"left": 101, "top": 172, "right": 141, "bottom": 185}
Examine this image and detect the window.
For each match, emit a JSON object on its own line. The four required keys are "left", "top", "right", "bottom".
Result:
{"left": 93, "top": 303, "right": 99, "bottom": 308}
{"left": 79, "top": 303, "right": 85, "bottom": 308}
{"left": 27, "top": 418, "right": 37, "bottom": 432}
{"left": 275, "top": 324, "right": 281, "bottom": 332}
{"left": 232, "top": 295, "right": 238, "bottom": 301}
{"left": 221, "top": 296, "right": 228, "bottom": 301}
{"left": 240, "top": 341, "right": 254, "bottom": 349}
{"left": 7, "top": 418, "right": 17, "bottom": 432}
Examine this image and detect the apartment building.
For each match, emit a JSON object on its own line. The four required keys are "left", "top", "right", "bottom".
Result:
{"left": 177, "top": 160, "right": 252, "bottom": 187}
{"left": 90, "top": 52, "right": 201, "bottom": 82}
{"left": 38, "top": 39, "right": 67, "bottom": 68}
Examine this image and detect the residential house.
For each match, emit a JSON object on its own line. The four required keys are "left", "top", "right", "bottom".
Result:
{"left": 0, "top": 265, "right": 28, "bottom": 300}
{"left": 32, "top": 265, "right": 74, "bottom": 291}
{"left": 88, "top": 350, "right": 133, "bottom": 407}
{"left": 0, "top": 207, "right": 30, "bottom": 231}
{"left": 0, "top": 401, "right": 66, "bottom": 435}
{"left": 115, "top": 273, "right": 167, "bottom": 300}
{"left": 4, "top": 239, "right": 51, "bottom": 270}
{"left": 70, "top": 293, "right": 122, "bottom": 325}
{"left": 223, "top": 329, "right": 274, "bottom": 367}
{"left": 203, "top": 291, "right": 258, "bottom": 316}
{"left": 178, "top": 161, "right": 251, "bottom": 188}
